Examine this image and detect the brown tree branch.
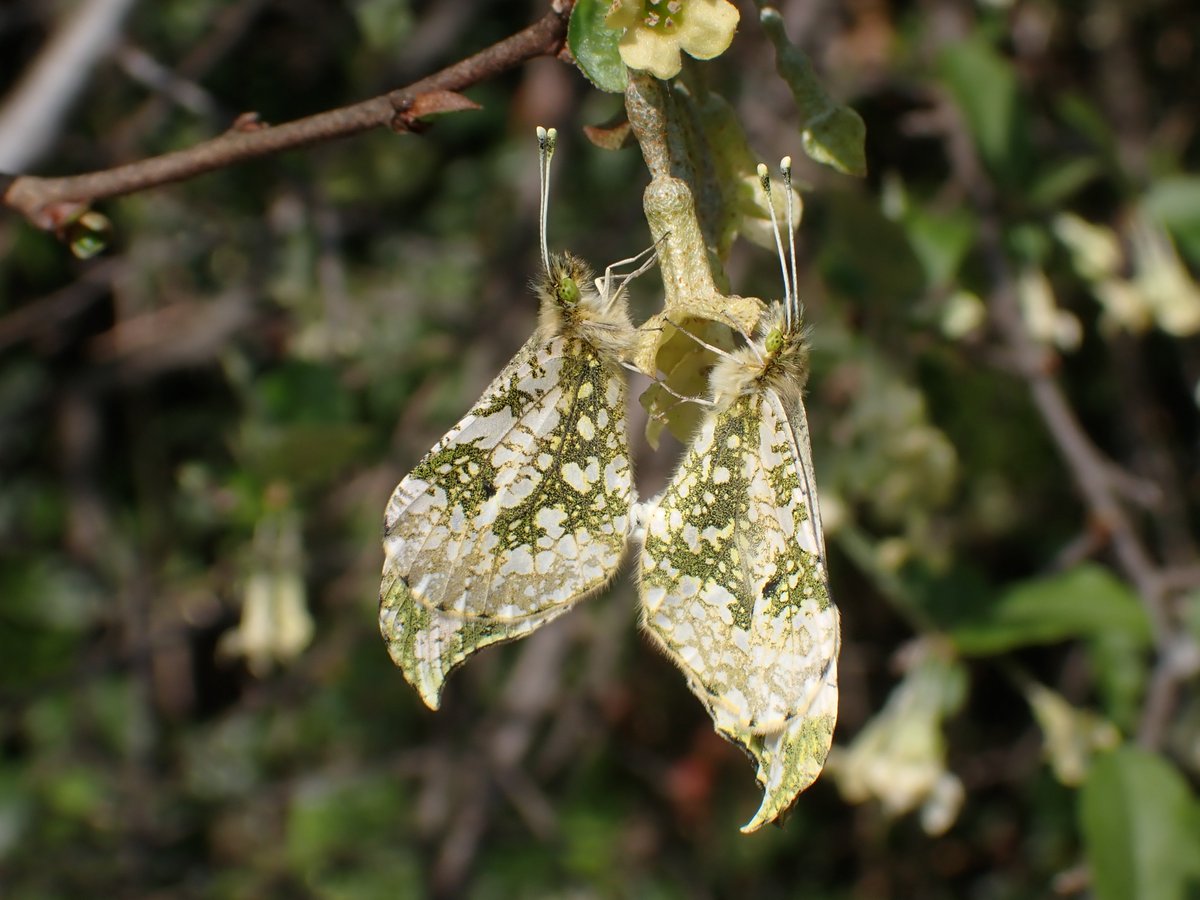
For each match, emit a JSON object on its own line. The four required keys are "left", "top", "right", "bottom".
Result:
{"left": 1, "top": 2, "right": 575, "bottom": 232}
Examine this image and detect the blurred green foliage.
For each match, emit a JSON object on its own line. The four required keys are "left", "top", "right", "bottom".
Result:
{"left": 2, "top": 1, "right": 1199, "bottom": 898}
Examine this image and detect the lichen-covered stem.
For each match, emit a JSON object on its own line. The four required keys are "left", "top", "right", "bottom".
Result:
{"left": 624, "top": 71, "right": 761, "bottom": 374}
{"left": 625, "top": 71, "right": 672, "bottom": 179}
{"left": 643, "top": 176, "right": 718, "bottom": 314}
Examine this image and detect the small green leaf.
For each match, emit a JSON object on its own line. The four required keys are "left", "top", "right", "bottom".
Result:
{"left": 1027, "top": 157, "right": 1102, "bottom": 209}
{"left": 760, "top": 8, "right": 866, "bottom": 177}
{"left": 949, "top": 564, "right": 1152, "bottom": 655}
{"left": 801, "top": 106, "right": 867, "bottom": 178}
{"left": 938, "top": 37, "right": 1031, "bottom": 185}
{"left": 65, "top": 210, "right": 112, "bottom": 259}
{"left": 1080, "top": 747, "right": 1200, "bottom": 900}
{"left": 1145, "top": 176, "right": 1200, "bottom": 269}
{"left": 683, "top": 88, "right": 757, "bottom": 258}
{"left": 902, "top": 205, "right": 977, "bottom": 288}
{"left": 1087, "top": 632, "right": 1148, "bottom": 734}
{"left": 569, "top": 0, "right": 627, "bottom": 94}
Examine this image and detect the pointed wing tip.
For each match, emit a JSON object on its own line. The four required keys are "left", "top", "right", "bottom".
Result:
{"left": 740, "top": 792, "right": 796, "bottom": 834}
{"left": 732, "top": 711, "right": 837, "bottom": 834}
{"left": 380, "top": 629, "right": 448, "bottom": 712}
{"left": 739, "top": 816, "right": 767, "bottom": 835}
{"left": 403, "top": 667, "right": 446, "bottom": 711}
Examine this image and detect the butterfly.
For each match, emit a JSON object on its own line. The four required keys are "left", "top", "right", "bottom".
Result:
{"left": 638, "top": 159, "right": 840, "bottom": 832}
{"left": 379, "top": 127, "right": 652, "bottom": 708}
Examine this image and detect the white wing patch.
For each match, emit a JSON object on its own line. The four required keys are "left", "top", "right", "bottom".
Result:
{"left": 639, "top": 320, "right": 839, "bottom": 832}
{"left": 380, "top": 328, "right": 633, "bottom": 709}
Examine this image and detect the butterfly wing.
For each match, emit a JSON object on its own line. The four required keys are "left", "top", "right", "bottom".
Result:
{"left": 381, "top": 333, "right": 633, "bottom": 708}
{"left": 379, "top": 582, "right": 567, "bottom": 710}
{"left": 639, "top": 390, "right": 839, "bottom": 830}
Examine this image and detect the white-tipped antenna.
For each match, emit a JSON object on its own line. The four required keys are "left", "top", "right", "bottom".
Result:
{"left": 758, "top": 162, "right": 793, "bottom": 333}
{"left": 536, "top": 125, "right": 558, "bottom": 274}
{"left": 781, "top": 156, "right": 799, "bottom": 332}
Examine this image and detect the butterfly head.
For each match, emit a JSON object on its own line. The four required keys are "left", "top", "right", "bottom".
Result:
{"left": 764, "top": 324, "right": 784, "bottom": 354}
{"left": 530, "top": 127, "right": 640, "bottom": 357}
{"left": 543, "top": 252, "right": 594, "bottom": 311}
{"left": 548, "top": 253, "right": 587, "bottom": 309}
{"left": 762, "top": 299, "right": 808, "bottom": 366}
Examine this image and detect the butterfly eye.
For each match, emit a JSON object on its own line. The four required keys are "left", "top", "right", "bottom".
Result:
{"left": 557, "top": 275, "right": 581, "bottom": 306}
{"left": 765, "top": 326, "right": 784, "bottom": 353}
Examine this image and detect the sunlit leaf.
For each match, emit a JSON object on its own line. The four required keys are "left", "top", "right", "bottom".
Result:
{"left": 1145, "top": 176, "right": 1200, "bottom": 268}
{"left": 939, "top": 37, "right": 1031, "bottom": 185}
{"left": 569, "top": 0, "right": 627, "bottom": 93}
{"left": 950, "top": 564, "right": 1152, "bottom": 655}
{"left": 1080, "top": 747, "right": 1200, "bottom": 900}
{"left": 759, "top": 8, "right": 866, "bottom": 177}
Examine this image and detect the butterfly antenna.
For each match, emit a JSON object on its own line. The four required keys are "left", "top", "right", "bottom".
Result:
{"left": 536, "top": 125, "right": 557, "bottom": 275}
{"left": 758, "top": 162, "right": 792, "bottom": 333}
{"left": 781, "top": 156, "right": 799, "bottom": 333}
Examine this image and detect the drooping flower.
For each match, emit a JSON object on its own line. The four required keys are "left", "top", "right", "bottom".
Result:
{"left": 1017, "top": 265, "right": 1083, "bottom": 351}
{"left": 606, "top": 0, "right": 740, "bottom": 80}
{"left": 219, "top": 502, "right": 313, "bottom": 675}
{"left": 1053, "top": 209, "right": 1200, "bottom": 337}
{"left": 1024, "top": 682, "right": 1119, "bottom": 786}
{"left": 827, "top": 647, "right": 966, "bottom": 835}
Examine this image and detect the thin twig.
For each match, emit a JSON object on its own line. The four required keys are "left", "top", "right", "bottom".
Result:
{"left": 109, "top": 0, "right": 269, "bottom": 152}
{"left": 0, "top": 258, "right": 121, "bottom": 352}
{"left": 0, "top": 0, "right": 138, "bottom": 172}
{"left": 2, "top": 2, "right": 575, "bottom": 231}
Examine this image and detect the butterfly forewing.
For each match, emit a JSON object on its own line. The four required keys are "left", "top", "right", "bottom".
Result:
{"left": 381, "top": 306, "right": 634, "bottom": 708}
{"left": 380, "top": 577, "right": 569, "bottom": 710}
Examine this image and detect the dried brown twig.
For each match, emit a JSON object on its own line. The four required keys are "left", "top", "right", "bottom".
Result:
{"left": 1, "top": 1, "right": 575, "bottom": 233}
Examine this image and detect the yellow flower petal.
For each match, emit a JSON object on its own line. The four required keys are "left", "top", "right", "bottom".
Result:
{"left": 678, "top": 0, "right": 739, "bottom": 59}
{"left": 619, "top": 27, "right": 684, "bottom": 80}
{"left": 608, "top": 0, "right": 739, "bottom": 80}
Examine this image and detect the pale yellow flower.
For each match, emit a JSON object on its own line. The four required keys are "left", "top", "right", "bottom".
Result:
{"left": 1017, "top": 265, "right": 1082, "bottom": 351}
{"left": 1130, "top": 214, "right": 1200, "bottom": 336}
{"left": 940, "top": 290, "right": 987, "bottom": 339}
{"left": 1053, "top": 209, "right": 1200, "bottom": 337}
{"left": 1025, "top": 682, "right": 1119, "bottom": 786}
{"left": 606, "top": 0, "right": 740, "bottom": 80}
{"left": 828, "top": 648, "right": 966, "bottom": 835}
{"left": 1053, "top": 213, "right": 1121, "bottom": 282}
{"left": 219, "top": 508, "right": 313, "bottom": 675}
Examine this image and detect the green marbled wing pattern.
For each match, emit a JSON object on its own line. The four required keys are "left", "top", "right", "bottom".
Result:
{"left": 639, "top": 387, "right": 839, "bottom": 831}
{"left": 380, "top": 333, "right": 632, "bottom": 708}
